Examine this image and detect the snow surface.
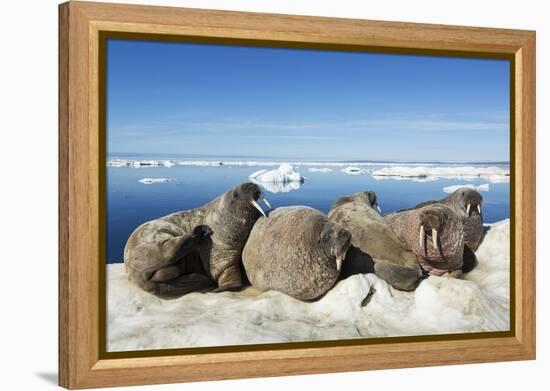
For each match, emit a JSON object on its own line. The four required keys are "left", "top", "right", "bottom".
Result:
{"left": 108, "top": 159, "right": 176, "bottom": 168}
{"left": 107, "top": 219, "right": 510, "bottom": 352}
{"left": 442, "top": 183, "right": 490, "bottom": 194}
{"left": 138, "top": 178, "right": 172, "bottom": 184}
{"left": 372, "top": 166, "right": 509, "bottom": 183}
{"left": 308, "top": 168, "right": 333, "bottom": 173}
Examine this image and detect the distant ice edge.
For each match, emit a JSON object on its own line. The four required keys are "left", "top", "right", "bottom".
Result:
{"left": 372, "top": 166, "right": 509, "bottom": 183}
{"left": 106, "top": 219, "right": 510, "bottom": 352}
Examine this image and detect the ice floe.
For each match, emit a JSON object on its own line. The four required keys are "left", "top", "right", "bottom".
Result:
{"left": 308, "top": 168, "right": 333, "bottom": 173}
{"left": 138, "top": 178, "right": 172, "bottom": 184}
{"left": 341, "top": 166, "right": 369, "bottom": 175}
{"left": 178, "top": 161, "right": 223, "bottom": 166}
{"left": 372, "top": 166, "right": 509, "bottom": 183}
{"left": 443, "top": 183, "right": 490, "bottom": 194}
{"left": 106, "top": 219, "right": 510, "bottom": 351}
{"left": 108, "top": 159, "right": 176, "bottom": 168}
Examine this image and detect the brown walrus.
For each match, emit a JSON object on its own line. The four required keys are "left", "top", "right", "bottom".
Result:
{"left": 242, "top": 206, "right": 352, "bottom": 301}
{"left": 384, "top": 204, "right": 465, "bottom": 276}
{"left": 124, "top": 182, "right": 271, "bottom": 298}
{"left": 328, "top": 191, "right": 422, "bottom": 291}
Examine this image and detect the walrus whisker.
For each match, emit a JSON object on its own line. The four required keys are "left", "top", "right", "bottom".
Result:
{"left": 466, "top": 203, "right": 471, "bottom": 216}
{"left": 259, "top": 194, "right": 272, "bottom": 209}
{"left": 250, "top": 199, "right": 267, "bottom": 218}
{"left": 419, "top": 225, "right": 425, "bottom": 248}
{"left": 432, "top": 228, "right": 438, "bottom": 249}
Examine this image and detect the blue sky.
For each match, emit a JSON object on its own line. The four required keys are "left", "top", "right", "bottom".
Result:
{"left": 106, "top": 39, "right": 510, "bottom": 162}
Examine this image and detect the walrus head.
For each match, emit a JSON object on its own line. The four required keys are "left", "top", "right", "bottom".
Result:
{"left": 330, "top": 190, "right": 382, "bottom": 213}
{"left": 418, "top": 205, "right": 449, "bottom": 251}
{"left": 320, "top": 222, "right": 352, "bottom": 271}
{"left": 365, "top": 191, "right": 382, "bottom": 213}
{"left": 231, "top": 182, "right": 271, "bottom": 217}
{"left": 449, "top": 188, "right": 483, "bottom": 217}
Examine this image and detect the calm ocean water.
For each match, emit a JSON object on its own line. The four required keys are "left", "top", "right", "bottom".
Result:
{"left": 106, "top": 159, "right": 510, "bottom": 263}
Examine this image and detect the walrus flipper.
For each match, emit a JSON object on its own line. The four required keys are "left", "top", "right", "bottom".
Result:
{"left": 461, "top": 246, "right": 478, "bottom": 273}
{"left": 155, "top": 273, "right": 213, "bottom": 299}
{"left": 373, "top": 258, "right": 423, "bottom": 291}
{"left": 161, "top": 225, "right": 213, "bottom": 260}
{"left": 213, "top": 263, "right": 243, "bottom": 292}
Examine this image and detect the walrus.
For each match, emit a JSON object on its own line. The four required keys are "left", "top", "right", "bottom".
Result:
{"left": 124, "top": 182, "right": 271, "bottom": 298}
{"left": 242, "top": 206, "right": 352, "bottom": 301}
{"left": 413, "top": 188, "right": 483, "bottom": 252}
{"left": 384, "top": 204, "right": 465, "bottom": 276}
{"left": 328, "top": 191, "right": 422, "bottom": 291}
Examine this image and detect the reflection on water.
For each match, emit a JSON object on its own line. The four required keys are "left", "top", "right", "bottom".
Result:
{"left": 106, "top": 163, "right": 510, "bottom": 263}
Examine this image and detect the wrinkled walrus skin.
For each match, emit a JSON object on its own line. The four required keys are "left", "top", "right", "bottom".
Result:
{"left": 242, "top": 206, "right": 351, "bottom": 301}
{"left": 124, "top": 183, "right": 269, "bottom": 298}
{"left": 384, "top": 204, "right": 465, "bottom": 276}
{"left": 328, "top": 192, "right": 422, "bottom": 291}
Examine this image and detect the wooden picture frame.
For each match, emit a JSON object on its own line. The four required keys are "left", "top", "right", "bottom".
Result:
{"left": 59, "top": 1, "right": 536, "bottom": 389}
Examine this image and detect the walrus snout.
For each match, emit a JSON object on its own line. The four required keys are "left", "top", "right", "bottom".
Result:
{"left": 365, "top": 191, "right": 382, "bottom": 213}
{"left": 232, "top": 182, "right": 272, "bottom": 217}
{"left": 192, "top": 224, "right": 213, "bottom": 238}
{"left": 457, "top": 188, "right": 483, "bottom": 216}
{"left": 321, "top": 223, "right": 352, "bottom": 271}
{"left": 418, "top": 207, "right": 448, "bottom": 250}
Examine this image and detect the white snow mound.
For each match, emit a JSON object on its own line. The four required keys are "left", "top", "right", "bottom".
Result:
{"left": 107, "top": 220, "right": 510, "bottom": 351}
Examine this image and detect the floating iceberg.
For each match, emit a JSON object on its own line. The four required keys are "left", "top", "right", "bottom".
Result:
{"left": 253, "top": 181, "right": 303, "bottom": 193}
{"left": 249, "top": 164, "right": 304, "bottom": 184}
{"left": 372, "top": 166, "right": 509, "bottom": 183}
{"left": 341, "top": 166, "right": 369, "bottom": 175}
{"left": 108, "top": 159, "right": 176, "bottom": 168}
{"left": 308, "top": 168, "right": 333, "bottom": 173}
{"left": 443, "top": 183, "right": 490, "bottom": 194}
{"left": 249, "top": 164, "right": 304, "bottom": 193}
{"left": 106, "top": 220, "right": 510, "bottom": 352}
{"left": 138, "top": 178, "right": 172, "bottom": 184}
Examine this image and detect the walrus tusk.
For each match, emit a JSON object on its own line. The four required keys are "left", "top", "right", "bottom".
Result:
{"left": 250, "top": 199, "right": 267, "bottom": 218}
{"left": 432, "top": 228, "right": 438, "bottom": 249}
{"left": 477, "top": 204, "right": 481, "bottom": 214}
{"left": 335, "top": 255, "right": 343, "bottom": 271}
{"left": 466, "top": 203, "right": 471, "bottom": 215}
{"left": 419, "top": 225, "right": 425, "bottom": 248}
{"left": 259, "top": 194, "right": 272, "bottom": 209}
{"left": 376, "top": 204, "right": 382, "bottom": 213}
